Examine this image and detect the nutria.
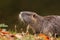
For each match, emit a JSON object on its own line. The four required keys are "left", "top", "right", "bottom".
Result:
{"left": 19, "top": 11, "right": 60, "bottom": 36}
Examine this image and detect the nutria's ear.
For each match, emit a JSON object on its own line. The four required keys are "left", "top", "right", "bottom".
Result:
{"left": 32, "top": 14, "right": 37, "bottom": 18}
{"left": 33, "top": 14, "right": 36, "bottom": 17}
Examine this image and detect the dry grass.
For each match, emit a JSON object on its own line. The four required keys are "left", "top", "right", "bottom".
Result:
{"left": 0, "top": 29, "right": 60, "bottom": 40}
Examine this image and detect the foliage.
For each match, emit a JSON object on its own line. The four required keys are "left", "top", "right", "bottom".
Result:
{"left": 0, "top": 24, "right": 8, "bottom": 27}
{"left": 0, "top": 29, "right": 60, "bottom": 40}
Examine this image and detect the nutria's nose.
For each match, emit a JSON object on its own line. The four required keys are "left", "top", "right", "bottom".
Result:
{"left": 19, "top": 11, "right": 26, "bottom": 17}
{"left": 20, "top": 11, "right": 24, "bottom": 14}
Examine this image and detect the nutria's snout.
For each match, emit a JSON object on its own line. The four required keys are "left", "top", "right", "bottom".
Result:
{"left": 19, "top": 11, "right": 28, "bottom": 22}
{"left": 19, "top": 12, "right": 23, "bottom": 22}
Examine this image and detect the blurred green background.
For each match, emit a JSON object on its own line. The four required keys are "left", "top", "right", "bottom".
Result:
{"left": 0, "top": 0, "right": 60, "bottom": 32}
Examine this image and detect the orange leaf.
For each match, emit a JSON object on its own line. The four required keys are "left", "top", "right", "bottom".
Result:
{"left": 38, "top": 34, "right": 49, "bottom": 40}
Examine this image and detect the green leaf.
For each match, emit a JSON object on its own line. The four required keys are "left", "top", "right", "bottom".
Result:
{"left": 0, "top": 24, "right": 8, "bottom": 27}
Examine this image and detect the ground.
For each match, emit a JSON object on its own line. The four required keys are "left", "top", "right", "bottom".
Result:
{"left": 0, "top": 29, "right": 60, "bottom": 40}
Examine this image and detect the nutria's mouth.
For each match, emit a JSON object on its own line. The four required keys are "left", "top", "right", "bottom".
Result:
{"left": 19, "top": 12, "right": 28, "bottom": 24}
{"left": 19, "top": 12, "right": 24, "bottom": 22}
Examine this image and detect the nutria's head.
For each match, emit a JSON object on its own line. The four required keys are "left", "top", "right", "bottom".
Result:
{"left": 19, "top": 11, "right": 40, "bottom": 24}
